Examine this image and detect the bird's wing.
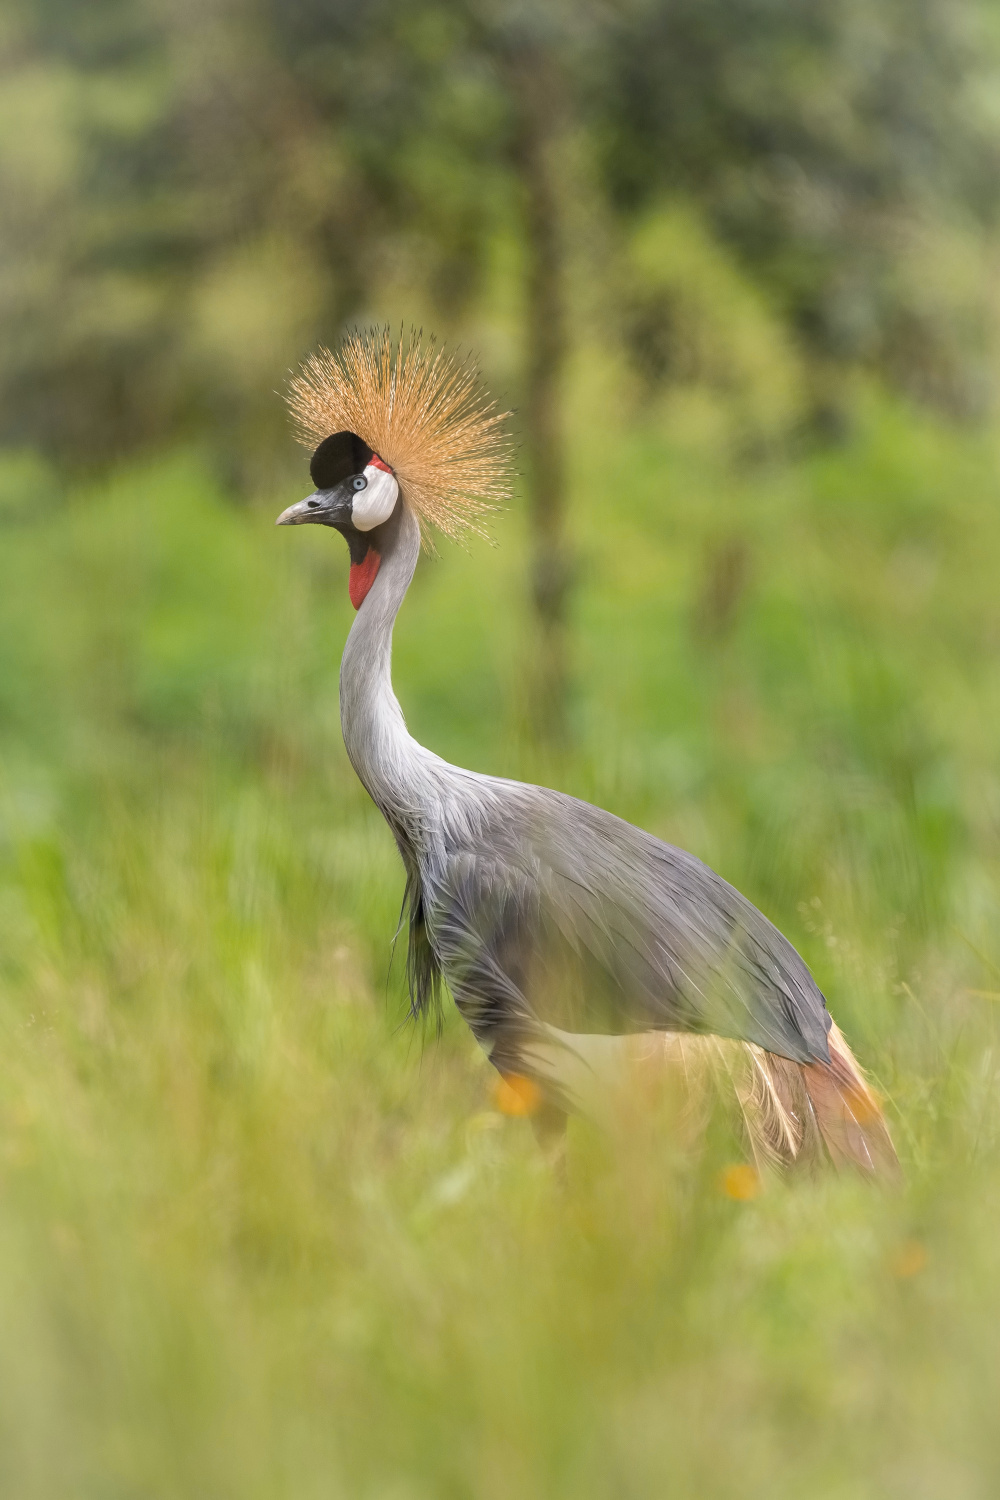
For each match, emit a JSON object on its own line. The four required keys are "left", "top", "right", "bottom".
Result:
{"left": 423, "top": 782, "right": 831, "bottom": 1070}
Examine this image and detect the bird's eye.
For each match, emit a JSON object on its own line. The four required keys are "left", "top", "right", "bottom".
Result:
{"left": 352, "top": 475, "right": 367, "bottom": 492}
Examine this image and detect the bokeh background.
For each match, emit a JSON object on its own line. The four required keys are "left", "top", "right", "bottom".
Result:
{"left": 4, "top": 1, "right": 1000, "bottom": 1494}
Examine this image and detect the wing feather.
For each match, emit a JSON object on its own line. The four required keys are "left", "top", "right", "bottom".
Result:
{"left": 421, "top": 782, "right": 832, "bottom": 1067}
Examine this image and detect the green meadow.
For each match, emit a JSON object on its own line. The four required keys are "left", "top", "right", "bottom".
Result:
{"left": 3, "top": 384, "right": 1000, "bottom": 1497}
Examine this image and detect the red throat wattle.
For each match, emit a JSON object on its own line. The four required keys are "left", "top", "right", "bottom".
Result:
{"left": 349, "top": 549, "right": 381, "bottom": 609}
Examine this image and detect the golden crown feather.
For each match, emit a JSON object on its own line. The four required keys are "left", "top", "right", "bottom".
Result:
{"left": 286, "top": 328, "right": 514, "bottom": 542}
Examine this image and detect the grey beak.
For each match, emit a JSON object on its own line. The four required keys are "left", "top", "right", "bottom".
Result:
{"left": 275, "top": 492, "right": 325, "bottom": 526}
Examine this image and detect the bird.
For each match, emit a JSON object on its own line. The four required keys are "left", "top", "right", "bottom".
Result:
{"left": 276, "top": 328, "right": 898, "bottom": 1178}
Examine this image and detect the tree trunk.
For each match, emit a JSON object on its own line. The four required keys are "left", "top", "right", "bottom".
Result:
{"left": 507, "top": 41, "right": 571, "bottom": 745}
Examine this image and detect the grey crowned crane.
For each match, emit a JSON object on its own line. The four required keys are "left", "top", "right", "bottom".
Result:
{"left": 276, "top": 330, "right": 897, "bottom": 1178}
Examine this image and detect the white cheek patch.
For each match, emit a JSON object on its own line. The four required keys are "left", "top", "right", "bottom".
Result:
{"left": 352, "top": 465, "right": 399, "bottom": 531}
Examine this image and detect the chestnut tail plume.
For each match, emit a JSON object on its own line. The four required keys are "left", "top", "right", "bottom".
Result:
{"left": 745, "top": 1023, "right": 898, "bottom": 1176}
{"left": 522, "top": 1021, "right": 898, "bottom": 1178}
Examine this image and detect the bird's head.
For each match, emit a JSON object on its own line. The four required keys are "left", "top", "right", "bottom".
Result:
{"left": 276, "top": 330, "right": 513, "bottom": 607}
{"left": 275, "top": 429, "right": 400, "bottom": 609}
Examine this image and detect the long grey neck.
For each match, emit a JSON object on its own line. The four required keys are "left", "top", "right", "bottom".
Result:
{"left": 339, "top": 502, "right": 433, "bottom": 846}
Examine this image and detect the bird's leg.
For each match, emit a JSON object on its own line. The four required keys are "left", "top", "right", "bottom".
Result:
{"left": 487, "top": 1037, "right": 569, "bottom": 1175}
{"left": 531, "top": 1100, "right": 568, "bottom": 1177}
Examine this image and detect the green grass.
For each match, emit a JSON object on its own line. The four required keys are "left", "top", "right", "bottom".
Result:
{"left": 3, "top": 393, "right": 1000, "bottom": 1496}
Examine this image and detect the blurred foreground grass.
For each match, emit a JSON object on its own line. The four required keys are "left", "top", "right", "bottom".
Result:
{"left": 3, "top": 395, "right": 1000, "bottom": 1495}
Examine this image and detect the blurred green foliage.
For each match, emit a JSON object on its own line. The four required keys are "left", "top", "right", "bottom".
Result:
{"left": 3, "top": 383, "right": 1000, "bottom": 1491}
{"left": 4, "top": 1, "right": 1000, "bottom": 1492}
{"left": 3, "top": 0, "right": 999, "bottom": 474}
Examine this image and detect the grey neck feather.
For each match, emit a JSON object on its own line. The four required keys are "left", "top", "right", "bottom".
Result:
{"left": 339, "top": 502, "right": 436, "bottom": 849}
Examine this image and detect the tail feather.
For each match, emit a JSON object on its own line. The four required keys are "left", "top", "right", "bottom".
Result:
{"left": 797, "top": 1022, "right": 899, "bottom": 1178}
{"left": 737, "top": 1046, "right": 817, "bottom": 1169}
{"left": 737, "top": 1023, "right": 897, "bottom": 1177}
{"left": 518, "top": 1020, "right": 899, "bottom": 1179}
